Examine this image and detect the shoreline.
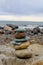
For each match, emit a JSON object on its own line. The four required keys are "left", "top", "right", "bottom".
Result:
{"left": 0, "top": 24, "right": 43, "bottom": 45}
{"left": 0, "top": 21, "right": 43, "bottom": 26}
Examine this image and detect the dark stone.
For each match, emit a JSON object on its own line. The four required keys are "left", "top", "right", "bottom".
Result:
{"left": 0, "top": 26, "right": 4, "bottom": 34}
{"left": 0, "top": 26, "right": 3, "bottom": 29}
{"left": 32, "top": 27, "right": 41, "bottom": 34}
{"left": 35, "top": 54, "right": 39, "bottom": 56}
{"left": 7, "top": 24, "right": 18, "bottom": 30}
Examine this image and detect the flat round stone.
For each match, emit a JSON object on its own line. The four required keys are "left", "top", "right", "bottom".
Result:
{"left": 10, "top": 41, "right": 21, "bottom": 45}
{"left": 13, "top": 41, "right": 30, "bottom": 50}
{"left": 15, "top": 28, "right": 26, "bottom": 32}
{"left": 14, "top": 36, "right": 30, "bottom": 42}
{"left": 15, "top": 49, "right": 32, "bottom": 59}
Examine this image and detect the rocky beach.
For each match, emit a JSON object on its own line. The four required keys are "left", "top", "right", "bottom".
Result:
{"left": 0, "top": 24, "right": 43, "bottom": 65}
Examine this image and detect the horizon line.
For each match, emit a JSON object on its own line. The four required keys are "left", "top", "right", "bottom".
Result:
{"left": 0, "top": 15, "right": 43, "bottom": 21}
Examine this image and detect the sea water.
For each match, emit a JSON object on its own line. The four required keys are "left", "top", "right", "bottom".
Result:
{"left": 0, "top": 21, "right": 43, "bottom": 29}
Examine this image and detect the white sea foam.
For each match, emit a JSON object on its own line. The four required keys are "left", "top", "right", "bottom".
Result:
{"left": 19, "top": 25, "right": 43, "bottom": 29}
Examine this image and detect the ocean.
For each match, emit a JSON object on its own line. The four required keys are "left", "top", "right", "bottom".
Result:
{"left": 0, "top": 21, "right": 43, "bottom": 29}
{"left": 0, "top": 21, "right": 43, "bottom": 26}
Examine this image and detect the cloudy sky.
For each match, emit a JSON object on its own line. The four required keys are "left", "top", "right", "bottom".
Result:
{"left": 0, "top": 0, "right": 43, "bottom": 21}
{"left": 0, "top": 0, "right": 43, "bottom": 15}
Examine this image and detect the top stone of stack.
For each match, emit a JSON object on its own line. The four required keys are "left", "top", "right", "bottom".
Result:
{"left": 15, "top": 28, "right": 26, "bottom": 32}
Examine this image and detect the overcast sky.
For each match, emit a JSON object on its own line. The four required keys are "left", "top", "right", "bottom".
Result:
{"left": 0, "top": 0, "right": 43, "bottom": 16}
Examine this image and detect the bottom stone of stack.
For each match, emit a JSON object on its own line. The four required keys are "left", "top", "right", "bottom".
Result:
{"left": 15, "top": 48, "right": 32, "bottom": 59}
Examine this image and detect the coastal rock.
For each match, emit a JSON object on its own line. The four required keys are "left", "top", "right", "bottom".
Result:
{"left": 0, "top": 27, "right": 4, "bottom": 34}
{"left": 7, "top": 24, "right": 18, "bottom": 30}
{"left": 27, "top": 32, "right": 34, "bottom": 36}
{"left": 0, "top": 26, "right": 3, "bottom": 29}
{"left": 26, "top": 29, "right": 32, "bottom": 34}
{"left": 26, "top": 29, "right": 32, "bottom": 32}
{"left": 15, "top": 49, "right": 32, "bottom": 59}
{"left": 4, "top": 25, "right": 12, "bottom": 31}
{"left": 32, "top": 27, "right": 40, "bottom": 34}
{"left": 13, "top": 41, "right": 30, "bottom": 50}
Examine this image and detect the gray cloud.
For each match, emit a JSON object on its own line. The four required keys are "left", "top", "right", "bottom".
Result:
{"left": 0, "top": 0, "right": 43, "bottom": 15}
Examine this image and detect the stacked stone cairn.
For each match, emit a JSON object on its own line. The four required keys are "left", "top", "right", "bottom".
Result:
{"left": 11, "top": 28, "right": 32, "bottom": 59}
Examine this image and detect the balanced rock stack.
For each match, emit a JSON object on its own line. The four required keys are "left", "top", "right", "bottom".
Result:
{"left": 11, "top": 28, "right": 32, "bottom": 58}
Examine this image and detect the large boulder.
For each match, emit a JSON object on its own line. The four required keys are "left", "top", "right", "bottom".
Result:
{"left": 4, "top": 25, "right": 12, "bottom": 31}
{"left": 7, "top": 24, "right": 18, "bottom": 30}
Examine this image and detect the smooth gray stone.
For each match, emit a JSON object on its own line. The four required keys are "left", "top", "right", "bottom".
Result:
{"left": 10, "top": 36, "right": 30, "bottom": 45}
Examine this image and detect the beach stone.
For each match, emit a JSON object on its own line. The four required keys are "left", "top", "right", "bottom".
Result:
{"left": 28, "top": 32, "right": 34, "bottom": 36}
{"left": 14, "top": 28, "right": 26, "bottom": 39}
{"left": 15, "top": 32, "right": 26, "bottom": 39}
{"left": 31, "top": 60, "right": 43, "bottom": 65}
{"left": 15, "top": 49, "right": 32, "bottom": 59}
{"left": 13, "top": 41, "right": 30, "bottom": 50}
{"left": 4, "top": 25, "right": 12, "bottom": 31}
{"left": 32, "top": 27, "right": 40, "bottom": 34}
{"left": 7, "top": 24, "right": 18, "bottom": 30}
{"left": 26, "top": 29, "right": 34, "bottom": 35}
